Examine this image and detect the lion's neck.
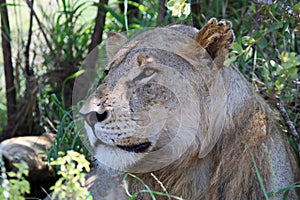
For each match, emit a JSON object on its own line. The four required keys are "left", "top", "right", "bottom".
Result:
{"left": 128, "top": 148, "right": 214, "bottom": 199}
{"left": 127, "top": 112, "right": 271, "bottom": 200}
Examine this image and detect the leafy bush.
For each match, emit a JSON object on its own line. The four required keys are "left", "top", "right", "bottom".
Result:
{"left": 0, "top": 151, "right": 30, "bottom": 200}
{"left": 224, "top": 2, "right": 300, "bottom": 157}
{"left": 50, "top": 150, "right": 92, "bottom": 200}
{"left": 0, "top": 150, "right": 91, "bottom": 200}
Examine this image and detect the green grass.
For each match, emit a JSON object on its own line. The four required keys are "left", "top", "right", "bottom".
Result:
{"left": 124, "top": 173, "right": 183, "bottom": 200}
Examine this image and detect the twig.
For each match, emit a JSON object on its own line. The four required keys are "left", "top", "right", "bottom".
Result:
{"left": 271, "top": 34, "right": 280, "bottom": 61}
{"left": 254, "top": 3, "right": 261, "bottom": 31}
{"left": 278, "top": 100, "right": 300, "bottom": 157}
{"left": 88, "top": 0, "right": 109, "bottom": 52}
{"left": 24, "top": 0, "right": 34, "bottom": 76}
{"left": 191, "top": 0, "right": 203, "bottom": 27}
{"left": 157, "top": 0, "right": 167, "bottom": 26}
{"left": 25, "top": 0, "right": 54, "bottom": 54}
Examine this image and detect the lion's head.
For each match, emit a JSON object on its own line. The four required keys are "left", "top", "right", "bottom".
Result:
{"left": 79, "top": 19, "right": 235, "bottom": 172}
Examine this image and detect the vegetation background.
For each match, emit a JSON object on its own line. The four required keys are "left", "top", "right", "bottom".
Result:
{"left": 0, "top": 0, "right": 299, "bottom": 199}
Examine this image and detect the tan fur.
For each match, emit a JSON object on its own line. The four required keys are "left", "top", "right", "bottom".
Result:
{"left": 194, "top": 18, "right": 234, "bottom": 69}
{"left": 80, "top": 19, "right": 299, "bottom": 200}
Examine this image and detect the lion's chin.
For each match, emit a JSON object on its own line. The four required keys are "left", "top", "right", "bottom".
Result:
{"left": 93, "top": 143, "right": 146, "bottom": 171}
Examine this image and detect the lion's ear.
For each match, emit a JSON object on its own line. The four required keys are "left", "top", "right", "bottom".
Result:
{"left": 106, "top": 32, "right": 128, "bottom": 61}
{"left": 194, "top": 18, "right": 235, "bottom": 69}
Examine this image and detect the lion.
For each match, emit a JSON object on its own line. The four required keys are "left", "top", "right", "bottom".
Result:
{"left": 79, "top": 18, "right": 299, "bottom": 199}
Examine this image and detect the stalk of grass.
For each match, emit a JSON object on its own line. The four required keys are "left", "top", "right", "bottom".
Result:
{"left": 124, "top": 173, "right": 157, "bottom": 199}
{"left": 267, "top": 183, "right": 300, "bottom": 200}
{"left": 250, "top": 150, "right": 269, "bottom": 200}
{"left": 123, "top": 173, "right": 183, "bottom": 200}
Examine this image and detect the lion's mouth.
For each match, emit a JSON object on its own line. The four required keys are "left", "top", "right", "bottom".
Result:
{"left": 117, "top": 142, "right": 151, "bottom": 153}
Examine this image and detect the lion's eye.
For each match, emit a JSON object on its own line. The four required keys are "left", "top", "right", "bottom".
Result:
{"left": 130, "top": 67, "right": 158, "bottom": 85}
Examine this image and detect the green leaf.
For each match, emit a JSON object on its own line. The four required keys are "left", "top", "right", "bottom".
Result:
{"left": 166, "top": 0, "right": 175, "bottom": 8}
{"left": 287, "top": 68, "right": 298, "bottom": 80}
{"left": 224, "top": 56, "right": 237, "bottom": 67}
{"left": 275, "top": 79, "right": 284, "bottom": 91}
{"left": 138, "top": 4, "right": 147, "bottom": 12}
{"left": 257, "top": 37, "right": 268, "bottom": 49}
{"left": 7, "top": 171, "right": 16, "bottom": 177}
{"left": 128, "top": 192, "right": 140, "bottom": 200}
{"left": 269, "top": 23, "right": 283, "bottom": 32}
{"left": 102, "top": 4, "right": 125, "bottom": 26}
{"left": 267, "top": 184, "right": 300, "bottom": 197}
{"left": 242, "top": 36, "right": 255, "bottom": 46}
{"left": 243, "top": 47, "right": 253, "bottom": 61}
{"left": 232, "top": 43, "right": 243, "bottom": 55}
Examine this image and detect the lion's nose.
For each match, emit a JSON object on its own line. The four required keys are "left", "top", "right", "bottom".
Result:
{"left": 83, "top": 110, "right": 110, "bottom": 127}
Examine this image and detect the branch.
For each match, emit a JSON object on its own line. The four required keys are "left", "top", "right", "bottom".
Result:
{"left": 191, "top": 0, "right": 203, "bottom": 28}
{"left": 157, "top": 0, "right": 166, "bottom": 26}
{"left": 24, "top": 0, "right": 34, "bottom": 76}
{"left": 88, "top": 0, "right": 109, "bottom": 52}
{"left": 25, "top": 0, "right": 54, "bottom": 54}
{"left": 0, "top": 0, "right": 17, "bottom": 141}
{"left": 279, "top": 100, "right": 300, "bottom": 157}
